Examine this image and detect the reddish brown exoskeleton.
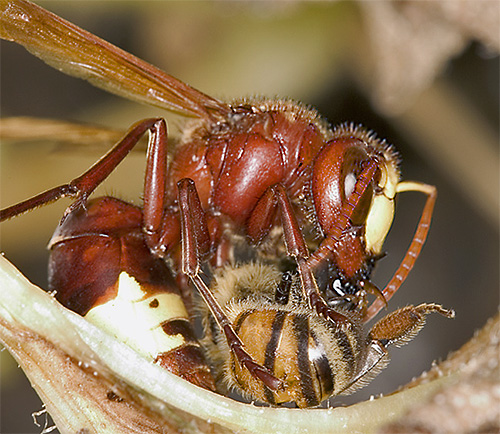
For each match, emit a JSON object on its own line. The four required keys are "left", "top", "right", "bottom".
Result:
{"left": 0, "top": 1, "right": 446, "bottom": 396}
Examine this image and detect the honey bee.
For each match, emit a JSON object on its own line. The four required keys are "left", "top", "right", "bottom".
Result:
{"left": 201, "top": 262, "right": 454, "bottom": 408}
{"left": 0, "top": 0, "right": 453, "bottom": 401}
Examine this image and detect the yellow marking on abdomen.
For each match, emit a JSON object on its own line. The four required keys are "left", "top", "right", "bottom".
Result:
{"left": 85, "top": 272, "right": 188, "bottom": 360}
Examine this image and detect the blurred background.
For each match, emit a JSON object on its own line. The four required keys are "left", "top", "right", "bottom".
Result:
{"left": 0, "top": 1, "right": 498, "bottom": 432}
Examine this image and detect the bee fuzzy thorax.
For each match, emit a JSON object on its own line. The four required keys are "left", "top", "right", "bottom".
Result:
{"left": 202, "top": 263, "right": 453, "bottom": 408}
{"left": 204, "top": 263, "right": 369, "bottom": 408}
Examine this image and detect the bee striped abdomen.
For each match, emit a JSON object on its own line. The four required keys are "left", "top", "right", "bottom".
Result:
{"left": 293, "top": 313, "right": 321, "bottom": 407}
{"left": 226, "top": 305, "right": 354, "bottom": 407}
{"left": 310, "top": 334, "right": 334, "bottom": 400}
{"left": 261, "top": 309, "right": 287, "bottom": 403}
{"left": 48, "top": 197, "right": 215, "bottom": 391}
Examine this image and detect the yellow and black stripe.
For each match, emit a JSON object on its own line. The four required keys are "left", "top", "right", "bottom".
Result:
{"left": 227, "top": 302, "right": 363, "bottom": 408}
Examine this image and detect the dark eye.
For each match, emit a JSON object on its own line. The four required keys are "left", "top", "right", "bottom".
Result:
{"left": 341, "top": 148, "right": 375, "bottom": 226}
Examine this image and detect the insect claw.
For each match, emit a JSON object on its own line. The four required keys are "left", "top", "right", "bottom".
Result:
{"left": 415, "top": 303, "right": 456, "bottom": 319}
{"left": 310, "top": 293, "right": 351, "bottom": 325}
{"left": 1, "top": 1, "right": 455, "bottom": 410}
{"left": 62, "top": 194, "right": 88, "bottom": 222}
{"left": 245, "top": 361, "right": 284, "bottom": 392}
{"left": 362, "top": 280, "right": 388, "bottom": 310}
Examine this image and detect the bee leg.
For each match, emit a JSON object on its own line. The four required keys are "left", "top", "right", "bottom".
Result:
{"left": 369, "top": 303, "right": 455, "bottom": 348}
{"left": 1, "top": 118, "right": 166, "bottom": 222}
{"left": 306, "top": 157, "right": 380, "bottom": 269}
{"left": 343, "top": 303, "right": 455, "bottom": 393}
{"left": 177, "top": 179, "right": 285, "bottom": 392}
{"left": 273, "top": 185, "right": 351, "bottom": 324}
{"left": 208, "top": 215, "right": 233, "bottom": 269}
{"left": 139, "top": 118, "right": 184, "bottom": 257}
{"left": 279, "top": 157, "right": 377, "bottom": 323}
{"left": 365, "top": 183, "right": 437, "bottom": 321}
{"left": 244, "top": 183, "right": 349, "bottom": 322}
{"left": 177, "top": 178, "right": 212, "bottom": 262}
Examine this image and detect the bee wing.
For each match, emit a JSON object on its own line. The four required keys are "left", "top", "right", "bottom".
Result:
{"left": 0, "top": 0, "right": 231, "bottom": 120}
{"left": 0, "top": 117, "right": 169, "bottom": 159}
{"left": 0, "top": 117, "right": 126, "bottom": 150}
